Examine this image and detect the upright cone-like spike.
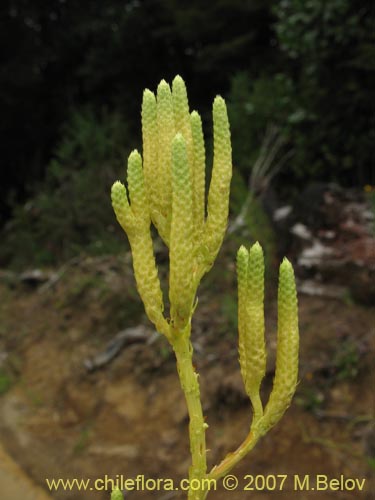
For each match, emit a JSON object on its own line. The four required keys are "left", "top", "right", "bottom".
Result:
{"left": 111, "top": 152, "right": 167, "bottom": 337}
{"left": 111, "top": 181, "right": 134, "bottom": 232}
{"left": 129, "top": 226, "right": 167, "bottom": 335}
{"left": 172, "top": 76, "right": 194, "bottom": 164}
{"left": 205, "top": 96, "right": 232, "bottom": 267}
{"left": 111, "top": 488, "right": 123, "bottom": 500}
{"left": 261, "top": 258, "right": 299, "bottom": 433}
{"left": 141, "top": 89, "right": 159, "bottom": 214}
{"left": 127, "top": 150, "right": 148, "bottom": 222}
{"left": 169, "top": 133, "right": 194, "bottom": 329}
{"left": 237, "top": 242, "right": 266, "bottom": 423}
{"left": 156, "top": 80, "right": 175, "bottom": 227}
{"left": 237, "top": 245, "right": 249, "bottom": 380}
{"left": 246, "top": 243, "right": 266, "bottom": 419}
{"left": 190, "top": 111, "right": 206, "bottom": 238}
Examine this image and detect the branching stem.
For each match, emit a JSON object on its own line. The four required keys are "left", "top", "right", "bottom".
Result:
{"left": 208, "top": 429, "right": 260, "bottom": 482}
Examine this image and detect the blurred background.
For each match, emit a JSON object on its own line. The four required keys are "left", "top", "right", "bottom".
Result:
{"left": 0, "top": 1, "right": 374, "bottom": 499}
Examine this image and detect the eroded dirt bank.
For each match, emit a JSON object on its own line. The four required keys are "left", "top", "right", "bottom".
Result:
{"left": 0, "top": 442, "right": 52, "bottom": 499}
{"left": 0, "top": 255, "right": 374, "bottom": 499}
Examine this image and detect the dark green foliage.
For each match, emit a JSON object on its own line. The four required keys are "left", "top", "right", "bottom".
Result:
{"left": 1, "top": 108, "right": 130, "bottom": 267}
{"left": 273, "top": 0, "right": 375, "bottom": 185}
{"left": 229, "top": 171, "right": 276, "bottom": 277}
{"left": 229, "top": 168, "right": 250, "bottom": 215}
{"left": 1, "top": 0, "right": 373, "bottom": 265}
{"left": 228, "top": 0, "right": 374, "bottom": 194}
{"left": 244, "top": 196, "right": 276, "bottom": 276}
{"left": 228, "top": 72, "right": 294, "bottom": 172}
{"left": 0, "top": 0, "right": 274, "bottom": 221}
{"left": 333, "top": 338, "right": 360, "bottom": 381}
{"left": 366, "top": 188, "right": 375, "bottom": 235}
{"left": 0, "top": 369, "right": 12, "bottom": 395}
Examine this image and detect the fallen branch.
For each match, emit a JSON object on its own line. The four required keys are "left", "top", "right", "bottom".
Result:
{"left": 38, "top": 255, "right": 82, "bottom": 294}
{"left": 84, "top": 325, "right": 158, "bottom": 371}
{"left": 228, "top": 124, "right": 292, "bottom": 235}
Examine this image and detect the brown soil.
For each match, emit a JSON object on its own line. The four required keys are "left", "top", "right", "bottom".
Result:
{"left": 0, "top": 254, "right": 374, "bottom": 500}
{"left": 0, "top": 442, "right": 52, "bottom": 500}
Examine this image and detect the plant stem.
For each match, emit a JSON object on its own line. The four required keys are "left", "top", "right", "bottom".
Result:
{"left": 202, "top": 427, "right": 260, "bottom": 499}
{"left": 172, "top": 328, "right": 207, "bottom": 500}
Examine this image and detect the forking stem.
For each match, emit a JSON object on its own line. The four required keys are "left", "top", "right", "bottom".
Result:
{"left": 172, "top": 326, "right": 263, "bottom": 500}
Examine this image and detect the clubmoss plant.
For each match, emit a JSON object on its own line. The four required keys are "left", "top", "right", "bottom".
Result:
{"left": 110, "top": 76, "right": 299, "bottom": 500}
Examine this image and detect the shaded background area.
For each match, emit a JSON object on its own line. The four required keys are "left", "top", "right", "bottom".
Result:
{"left": 0, "top": 1, "right": 374, "bottom": 499}
{"left": 0, "top": 0, "right": 374, "bottom": 266}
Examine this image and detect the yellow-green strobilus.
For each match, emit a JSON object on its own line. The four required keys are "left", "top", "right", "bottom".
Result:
{"left": 111, "top": 76, "right": 299, "bottom": 500}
